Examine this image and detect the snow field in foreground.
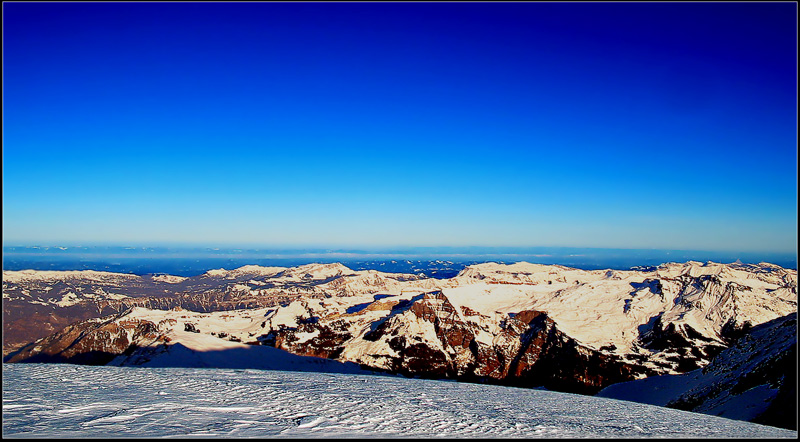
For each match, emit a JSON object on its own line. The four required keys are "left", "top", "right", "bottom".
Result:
{"left": 2, "top": 363, "right": 796, "bottom": 438}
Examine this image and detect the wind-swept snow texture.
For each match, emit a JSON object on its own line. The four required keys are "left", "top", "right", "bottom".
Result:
{"left": 2, "top": 364, "right": 795, "bottom": 438}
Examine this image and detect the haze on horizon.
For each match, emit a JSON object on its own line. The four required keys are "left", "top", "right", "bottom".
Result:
{"left": 2, "top": 2, "right": 797, "bottom": 255}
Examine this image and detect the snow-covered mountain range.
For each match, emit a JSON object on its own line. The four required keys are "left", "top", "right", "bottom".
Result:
{"left": 4, "top": 260, "right": 797, "bottom": 427}
{"left": 1, "top": 263, "right": 436, "bottom": 355}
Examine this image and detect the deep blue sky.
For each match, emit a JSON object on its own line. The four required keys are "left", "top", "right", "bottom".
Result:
{"left": 2, "top": 2, "right": 797, "bottom": 254}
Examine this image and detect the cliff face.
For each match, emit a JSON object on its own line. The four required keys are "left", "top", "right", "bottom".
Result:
{"left": 267, "top": 291, "right": 652, "bottom": 394}
{"left": 6, "top": 312, "right": 169, "bottom": 365}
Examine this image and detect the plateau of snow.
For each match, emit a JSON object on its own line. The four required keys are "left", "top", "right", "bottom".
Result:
{"left": 2, "top": 363, "right": 795, "bottom": 438}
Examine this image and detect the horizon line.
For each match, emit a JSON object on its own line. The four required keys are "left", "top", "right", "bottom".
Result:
{"left": 2, "top": 243, "right": 797, "bottom": 254}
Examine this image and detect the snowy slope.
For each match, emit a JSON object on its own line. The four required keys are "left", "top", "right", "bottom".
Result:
{"left": 597, "top": 312, "right": 797, "bottom": 428}
{"left": 450, "top": 260, "right": 796, "bottom": 353}
{"left": 2, "top": 363, "right": 795, "bottom": 438}
{"left": 108, "top": 329, "right": 372, "bottom": 375}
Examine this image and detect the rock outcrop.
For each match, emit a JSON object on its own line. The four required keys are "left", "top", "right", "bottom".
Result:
{"left": 5, "top": 311, "right": 168, "bottom": 365}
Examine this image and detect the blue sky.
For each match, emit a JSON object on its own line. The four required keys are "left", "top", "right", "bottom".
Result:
{"left": 2, "top": 2, "right": 797, "bottom": 254}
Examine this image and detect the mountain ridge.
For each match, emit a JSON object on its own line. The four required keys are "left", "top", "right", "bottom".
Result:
{"left": 6, "top": 261, "right": 795, "bottom": 399}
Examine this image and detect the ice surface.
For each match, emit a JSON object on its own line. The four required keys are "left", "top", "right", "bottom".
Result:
{"left": 2, "top": 364, "right": 795, "bottom": 438}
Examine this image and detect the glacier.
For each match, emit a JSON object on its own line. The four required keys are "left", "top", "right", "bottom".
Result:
{"left": 2, "top": 363, "right": 795, "bottom": 438}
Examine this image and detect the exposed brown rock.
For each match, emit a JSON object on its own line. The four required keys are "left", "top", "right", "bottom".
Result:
{"left": 6, "top": 313, "right": 167, "bottom": 365}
